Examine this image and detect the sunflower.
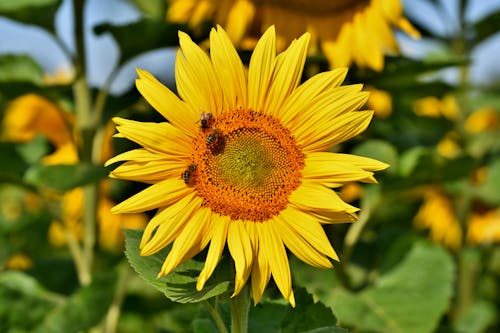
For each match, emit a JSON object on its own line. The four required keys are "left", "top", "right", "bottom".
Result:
{"left": 107, "top": 26, "right": 388, "bottom": 306}
{"left": 167, "top": 0, "right": 420, "bottom": 71}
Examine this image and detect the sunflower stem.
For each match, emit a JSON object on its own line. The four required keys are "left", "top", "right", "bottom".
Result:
{"left": 228, "top": 285, "right": 250, "bottom": 333}
{"left": 203, "top": 299, "right": 228, "bottom": 333}
{"left": 72, "top": 0, "right": 97, "bottom": 287}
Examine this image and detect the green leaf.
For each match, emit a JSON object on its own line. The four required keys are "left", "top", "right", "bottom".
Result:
{"left": 472, "top": 10, "right": 500, "bottom": 47}
{"left": 281, "top": 288, "right": 347, "bottom": 333}
{"left": 124, "top": 229, "right": 232, "bottom": 303}
{"left": 33, "top": 272, "right": 118, "bottom": 333}
{"left": 0, "top": 143, "right": 28, "bottom": 181}
{"left": 454, "top": 300, "right": 498, "bottom": 333}
{"left": 351, "top": 140, "right": 398, "bottom": 174}
{"left": 0, "top": 54, "right": 43, "bottom": 84}
{"left": 0, "top": 0, "right": 62, "bottom": 32}
{"left": 0, "top": 271, "right": 60, "bottom": 332}
{"left": 330, "top": 241, "right": 454, "bottom": 333}
{"left": 129, "top": 0, "right": 166, "bottom": 19}
{"left": 94, "top": 19, "right": 181, "bottom": 65}
{"left": 24, "top": 163, "right": 108, "bottom": 192}
{"left": 476, "top": 157, "right": 500, "bottom": 205}
{"left": 247, "top": 287, "right": 346, "bottom": 333}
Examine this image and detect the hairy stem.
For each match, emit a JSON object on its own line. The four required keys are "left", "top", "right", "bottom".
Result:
{"left": 203, "top": 298, "right": 229, "bottom": 333}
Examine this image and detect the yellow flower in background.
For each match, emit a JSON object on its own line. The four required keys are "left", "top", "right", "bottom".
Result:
{"left": 436, "top": 131, "right": 462, "bottom": 159}
{"left": 1, "top": 94, "right": 73, "bottom": 148}
{"left": 464, "top": 106, "right": 499, "bottom": 134}
{"left": 1, "top": 93, "right": 146, "bottom": 252}
{"left": 412, "top": 95, "right": 459, "bottom": 120}
{"left": 467, "top": 209, "right": 500, "bottom": 245}
{"left": 366, "top": 87, "right": 392, "bottom": 118}
{"left": 414, "top": 188, "right": 462, "bottom": 250}
{"left": 5, "top": 253, "right": 33, "bottom": 271}
{"left": 167, "top": 0, "right": 419, "bottom": 71}
{"left": 108, "top": 26, "right": 388, "bottom": 306}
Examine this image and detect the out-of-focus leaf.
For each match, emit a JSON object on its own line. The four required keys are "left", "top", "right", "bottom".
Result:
{"left": 0, "top": 143, "right": 28, "bottom": 181}
{"left": 24, "top": 163, "right": 108, "bottom": 192}
{"left": 0, "top": 0, "right": 62, "bottom": 32}
{"left": 0, "top": 54, "right": 43, "bottom": 84}
{"left": 94, "top": 19, "right": 181, "bottom": 65}
{"left": 129, "top": 0, "right": 166, "bottom": 19}
{"left": 454, "top": 300, "right": 498, "bottom": 333}
{"left": 246, "top": 287, "right": 347, "bottom": 333}
{"left": 476, "top": 157, "right": 500, "bottom": 205}
{"left": 390, "top": 147, "right": 476, "bottom": 188}
{"left": 351, "top": 140, "right": 398, "bottom": 174}
{"left": 472, "top": 10, "right": 500, "bottom": 46}
{"left": 124, "top": 229, "right": 232, "bottom": 303}
{"left": 193, "top": 318, "right": 219, "bottom": 333}
{"left": 398, "top": 146, "right": 431, "bottom": 177}
{"left": 15, "top": 135, "right": 52, "bottom": 165}
{"left": 359, "top": 57, "right": 464, "bottom": 98}
{"left": 33, "top": 272, "right": 118, "bottom": 333}
{"left": 330, "top": 241, "right": 454, "bottom": 333}
{"left": 280, "top": 288, "right": 347, "bottom": 333}
{"left": 0, "top": 271, "right": 61, "bottom": 332}
{"left": 0, "top": 184, "right": 45, "bottom": 232}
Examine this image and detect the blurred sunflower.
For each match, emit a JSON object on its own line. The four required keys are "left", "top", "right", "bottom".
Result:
{"left": 1, "top": 93, "right": 146, "bottom": 252}
{"left": 413, "top": 188, "right": 462, "bottom": 251}
{"left": 467, "top": 208, "right": 500, "bottom": 245}
{"left": 108, "top": 26, "right": 388, "bottom": 306}
{"left": 167, "top": 0, "right": 419, "bottom": 71}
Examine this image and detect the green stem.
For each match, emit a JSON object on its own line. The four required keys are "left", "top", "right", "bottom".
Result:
{"left": 72, "top": 0, "right": 97, "bottom": 287}
{"left": 452, "top": 248, "right": 480, "bottom": 322}
{"left": 228, "top": 285, "right": 250, "bottom": 333}
{"left": 103, "top": 263, "right": 131, "bottom": 333}
{"left": 64, "top": 227, "right": 90, "bottom": 285}
{"left": 203, "top": 298, "right": 228, "bottom": 333}
{"left": 343, "top": 206, "right": 372, "bottom": 267}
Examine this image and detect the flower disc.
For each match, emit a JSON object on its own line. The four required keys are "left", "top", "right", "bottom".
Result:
{"left": 191, "top": 109, "right": 304, "bottom": 221}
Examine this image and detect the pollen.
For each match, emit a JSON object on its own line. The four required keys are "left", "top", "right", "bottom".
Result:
{"left": 190, "top": 109, "right": 304, "bottom": 221}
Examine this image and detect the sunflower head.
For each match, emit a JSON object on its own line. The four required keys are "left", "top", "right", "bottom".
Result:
{"left": 107, "top": 25, "right": 388, "bottom": 306}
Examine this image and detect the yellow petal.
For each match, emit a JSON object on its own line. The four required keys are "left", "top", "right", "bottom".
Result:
{"left": 113, "top": 117, "right": 191, "bottom": 157}
{"left": 227, "top": 220, "right": 253, "bottom": 296}
{"left": 159, "top": 207, "right": 211, "bottom": 276}
{"left": 302, "top": 156, "right": 374, "bottom": 187}
{"left": 248, "top": 26, "right": 276, "bottom": 112}
{"left": 260, "top": 222, "right": 292, "bottom": 303}
{"left": 249, "top": 222, "right": 271, "bottom": 305}
{"left": 110, "top": 159, "right": 187, "bottom": 184}
{"left": 273, "top": 215, "right": 333, "bottom": 268}
{"left": 209, "top": 25, "right": 247, "bottom": 109}
{"left": 286, "top": 85, "right": 365, "bottom": 134}
{"left": 197, "top": 213, "right": 230, "bottom": 290}
{"left": 289, "top": 182, "right": 358, "bottom": 215}
{"left": 105, "top": 148, "right": 166, "bottom": 167}
{"left": 309, "top": 210, "right": 358, "bottom": 224}
{"left": 279, "top": 207, "right": 339, "bottom": 261}
{"left": 279, "top": 68, "right": 348, "bottom": 126}
{"left": 111, "top": 178, "right": 192, "bottom": 214}
{"left": 298, "top": 111, "right": 374, "bottom": 153}
{"left": 264, "top": 32, "right": 310, "bottom": 116}
{"left": 140, "top": 193, "right": 200, "bottom": 252}
{"left": 135, "top": 69, "right": 198, "bottom": 136}
{"left": 176, "top": 31, "right": 224, "bottom": 114}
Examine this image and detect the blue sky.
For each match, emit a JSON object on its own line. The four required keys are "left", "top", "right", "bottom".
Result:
{"left": 1, "top": 0, "right": 500, "bottom": 94}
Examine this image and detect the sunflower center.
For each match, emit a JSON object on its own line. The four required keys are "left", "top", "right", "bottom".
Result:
{"left": 190, "top": 109, "right": 304, "bottom": 221}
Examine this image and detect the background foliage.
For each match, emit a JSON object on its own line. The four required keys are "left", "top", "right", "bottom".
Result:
{"left": 1, "top": 0, "right": 499, "bottom": 332}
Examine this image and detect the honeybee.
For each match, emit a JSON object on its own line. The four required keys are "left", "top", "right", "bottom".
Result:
{"left": 206, "top": 129, "right": 222, "bottom": 146}
{"left": 182, "top": 164, "right": 197, "bottom": 184}
{"left": 198, "top": 112, "right": 213, "bottom": 129}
